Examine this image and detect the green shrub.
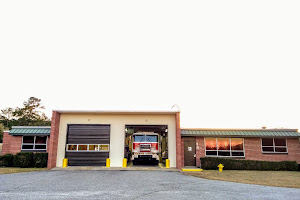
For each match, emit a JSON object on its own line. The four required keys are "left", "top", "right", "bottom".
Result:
{"left": 0, "top": 154, "right": 14, "bottom": 167}
{"left": 283, "top": 161, "right": 299, "bottom": 171}
{"left": 33, "top": 153, "right": 48, "bottom": 168}
{"left": 200, "top": 157, "right": 298, "bottom": 171}
{"left": 13, "top": 152, "right": 34, "bottom": 168}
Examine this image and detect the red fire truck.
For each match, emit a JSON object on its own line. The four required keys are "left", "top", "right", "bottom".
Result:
{"left": 131, "top": 132, "right": 159, "bottom": 165}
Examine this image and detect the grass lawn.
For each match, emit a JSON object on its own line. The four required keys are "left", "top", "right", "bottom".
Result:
{"left": 184, "top": 170, "right": 300, "bottom": 188}
{"left": 0, "top": 167, "right": 48, "bottom": 174}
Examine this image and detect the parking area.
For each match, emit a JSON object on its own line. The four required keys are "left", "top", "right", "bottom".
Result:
{"left": 1, "top": 171, "right": 300, "bottom": 200}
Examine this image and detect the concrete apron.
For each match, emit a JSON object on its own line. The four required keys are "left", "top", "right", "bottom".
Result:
{"left": 53, "top": 161, "right": 179, "bottom": 171}
{"left": 51, "top": 166, "right": 179, "bottom": 171}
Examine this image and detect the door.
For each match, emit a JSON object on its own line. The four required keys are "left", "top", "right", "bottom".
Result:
{"left": 65, "top": 124, "right": 110, "bottom": 166}
{"left": 184, "top": 138, "right": 196, "bottom": 166}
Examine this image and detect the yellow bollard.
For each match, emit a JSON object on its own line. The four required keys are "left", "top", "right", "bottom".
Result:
{"left": 106, "top": 158, "right": 110, "bottom": 167}
{"left": 166, "top": 159, "right": 170, "bottom": 168}
{"left": 62, "top": 158, "right": 68, "bottom": 168}
{"left": 217, "top": 164, "right": 224, "bottom": 172}
{"left": 123, "top": 158, "right": 127, "bottom": 168}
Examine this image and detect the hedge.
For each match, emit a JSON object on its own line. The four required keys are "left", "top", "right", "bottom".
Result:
{"left": 200, "top": 157, "right": 298, "bottom": 171}
{"left": 0, "top": 152, "right": 48, "bottom": 168}
{"left": 13, "top": 152, "right": 34, "bottom": 168}
{"left": 33, "top": 153, "right": 48, "bottom": 168}
{"left": 0, "top": 154, "right": 14, "bottom": 167}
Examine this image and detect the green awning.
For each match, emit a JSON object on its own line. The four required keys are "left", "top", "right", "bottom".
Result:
{"left": 181, "top": 129, "right": 300, "bottom": 138}
{"left": 9, "top": 126, "right": 51, "bottom": 136}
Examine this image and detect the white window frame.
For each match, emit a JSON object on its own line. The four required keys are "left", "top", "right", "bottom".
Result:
{"left": 21, "top": 136, "right": 47, "bottom": 151}
{"left": 66, "top": 144, "right": 110, "bottom": 152}
{"left": 261, "top": 138, "right": 288, "bottom": 154}
{"left": 204, "top": 138, "right": 245, "bottom": 157}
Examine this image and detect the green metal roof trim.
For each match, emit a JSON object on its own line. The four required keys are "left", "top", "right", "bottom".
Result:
{"left": 181, "top": 129, "right": 300, "bottom": 138}
{"left": 9, "top": 126, "right": 51, "bottom": 136}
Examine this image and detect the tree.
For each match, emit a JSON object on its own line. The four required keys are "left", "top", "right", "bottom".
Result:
{"left": 13, "top": 97, "right": 51, "bottom": 126}
{"left": 0, "top": 97, "right": 51, "bottom": 129}
{"left": 0, "top": 107, "right": 14, "bottom": 128}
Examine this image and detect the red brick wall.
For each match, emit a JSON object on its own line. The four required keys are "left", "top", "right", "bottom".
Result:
{"left": 196, "top": 137, "right": 205, "bottom": 167}
{"left": 245, "top": 138, "right": 300, "bottom": 164}
{"left": 176, "top": 112, "right": 182, "bottom": 169}
{"left": 46, "top": 136, "right": 50, "bottom": 153}
{"left": 184, "top": 136, "right": 300, "bottom": 167}
{"left": 181, "top": 137, "right": 184, "bottom": 168}
{"left": 1, "top": 131, "right": 50, "bottom": 155}
{"left": 47, "top": 111, "right": 61, "bottom": 169}
{"left": 1, "top": 131, "right": 22, "bottom": 155}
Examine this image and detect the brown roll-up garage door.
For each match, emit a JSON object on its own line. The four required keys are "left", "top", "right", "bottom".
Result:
{"left": 65, "top": 124, "right": 110, "bottom": 166}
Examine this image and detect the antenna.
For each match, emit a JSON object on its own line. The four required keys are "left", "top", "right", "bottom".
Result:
{"left": 171, "top": 104, "right": 180, "bottom": 111}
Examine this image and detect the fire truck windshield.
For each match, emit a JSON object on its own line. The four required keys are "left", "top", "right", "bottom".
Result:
{"left": 133, "top": 135, "right": 158, "bottom": 142}
{"left": 146, "top": 135, "right": 158, "bottom": 142}
{"left": 134, "top": 135, "right": 145, "bottom": 142}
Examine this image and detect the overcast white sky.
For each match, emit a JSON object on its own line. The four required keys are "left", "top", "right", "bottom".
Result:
{"left": 0, "top": 1, "right": 299, "bottom": 129}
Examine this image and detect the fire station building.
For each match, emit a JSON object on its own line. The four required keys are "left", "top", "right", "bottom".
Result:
{"left": 2, "top": 110, "right": 300, "bottom": 169}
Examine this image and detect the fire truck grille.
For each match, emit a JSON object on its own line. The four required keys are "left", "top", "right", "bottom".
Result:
{"left": 140, "top": 144, "right": 151, "bottom": 151}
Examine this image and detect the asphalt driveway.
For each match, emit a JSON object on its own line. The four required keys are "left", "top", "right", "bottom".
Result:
{"left": 1, "top": 170, "right": 300, "bottom": 200}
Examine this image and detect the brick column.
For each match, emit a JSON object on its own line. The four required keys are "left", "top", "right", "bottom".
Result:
{"left": 196, "top": 137, "right": 205, "bottom": 167}
{"left": 181, "top": 137, "right": 185, "bottom": 167}
{"left": 47, "top": 111, "right": 61, "bottom": 169}
{"left": 175, "top": 112, "right": 182, "bottom": 169}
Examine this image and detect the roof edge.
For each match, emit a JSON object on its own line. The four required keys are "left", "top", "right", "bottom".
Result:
{"left": 9, "top": 133, "right": 51, "bottom": 136}
{"left": 12, "top": 126, "right": 51, "bottom": 129}
{"left": 181, "top": 128, "right": 299, "bottom": 132}
{"left": 181, "top": 134, "right": 300, "bottom": 138}
{"left": 53, "top": 110, "right": 179, "bottom": 114}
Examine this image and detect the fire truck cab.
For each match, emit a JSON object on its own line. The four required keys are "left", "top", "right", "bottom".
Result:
{"left": 131, "top": 132, "right": 159, "bottom": 165}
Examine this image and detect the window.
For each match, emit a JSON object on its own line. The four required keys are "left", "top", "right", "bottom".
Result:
{"left": 89, "top": 145, "right": 98, "bottom": 151}
{"left": 133, "top": 135, "right": 145, "bottom": 142}
{"left": 205, "top": 138, "right": 244, "bottom": 157}
{"left": 66, "top": 144, "right": 109, "bottom": 152}
{"left": 22, "top": 136, "right": 47, "bottom": 151}
{"left": 78, "top": 145, "right": 88, "bottom": 151}
{"left": 261, "top": 138, "right": 287, "bottom": 153}
{"left": 146, "top": 135, "right": 158, "bottom": 142}
{"left": 68, "top": 145, "right": 77, "bottom": 151}
{"left": 99, "top": 144, "right": 109, "bottom": 151}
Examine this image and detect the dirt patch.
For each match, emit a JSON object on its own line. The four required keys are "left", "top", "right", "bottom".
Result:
{"left": 0, "top": 167, "right": 48, "bottom": 174}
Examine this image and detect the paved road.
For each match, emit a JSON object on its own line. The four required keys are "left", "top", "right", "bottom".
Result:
{"left": 1, "top": 170, "right": 300, "bottom": 200}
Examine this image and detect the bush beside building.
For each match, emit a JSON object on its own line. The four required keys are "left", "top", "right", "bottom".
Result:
{"left": 200, "top": 157, "right": 299, "bottom": 171}
{"left": 0, "top": 153, "right": 48, "bottom": 168}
